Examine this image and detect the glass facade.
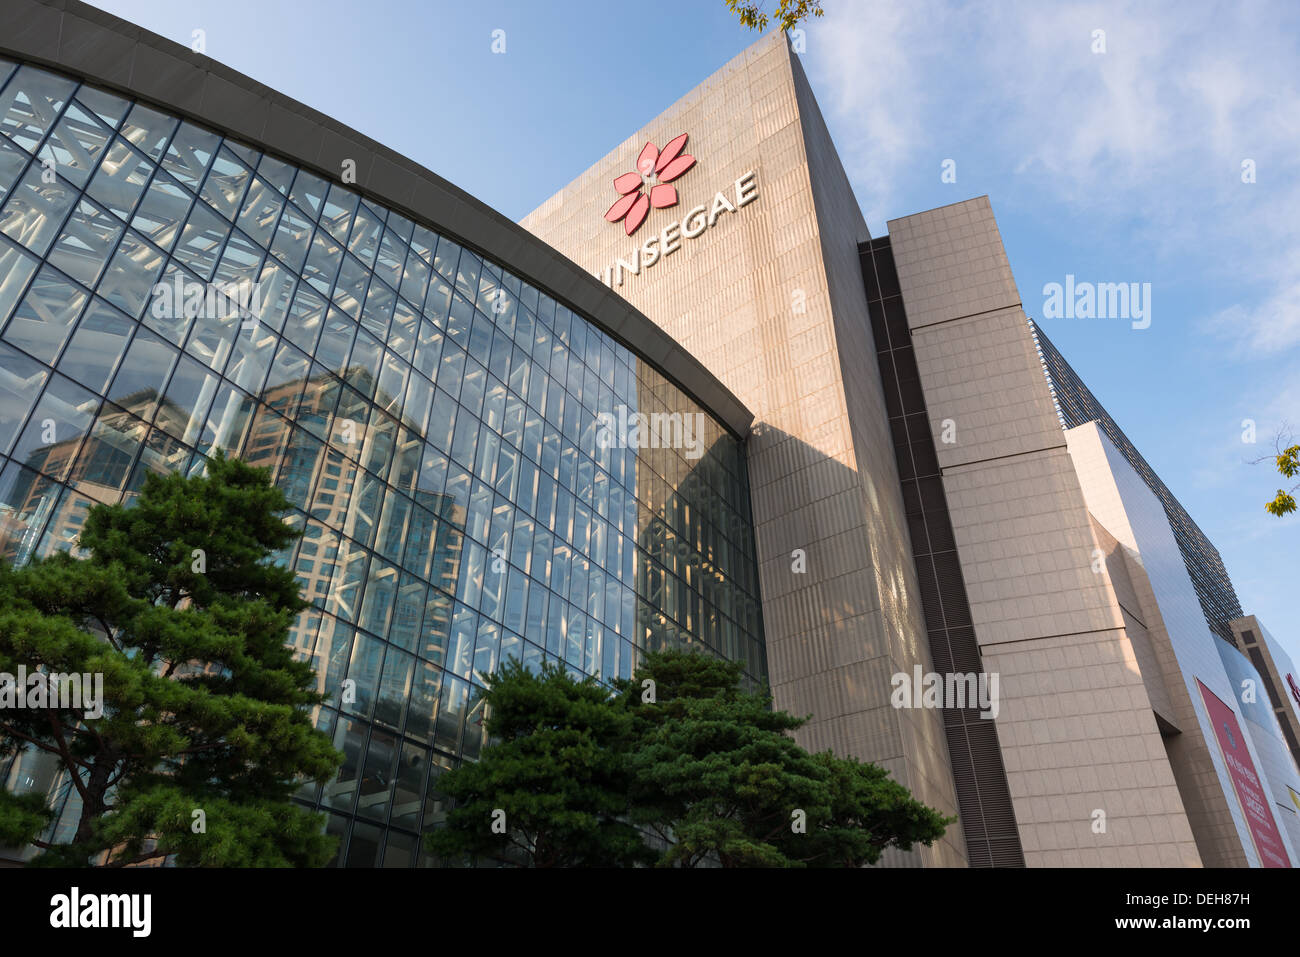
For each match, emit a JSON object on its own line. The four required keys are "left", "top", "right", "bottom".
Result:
{"left": 0, "top": 59, "right": 766, "bottom": 866}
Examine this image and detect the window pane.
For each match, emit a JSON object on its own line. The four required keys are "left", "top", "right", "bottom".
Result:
{"left": 390, "top": 572, "right": 426, "bottom": 651}
{"left": 182, "top": 278, "right": 243, "bottom": 375}
{"left": 107, "top": 326, "right": 176, "bottom": 418}
{"left": 332, "top": 252, "right": 369, "bottom": 320}
{"left": 281, "top": 284, "right": 325, "bottom": 357}
{"left": 0, "top": 460, "right": 58, "bottom": 565}
{"left": 235, "top": 174, "right": 283, "bottom": 248}
{"left": 389, "top": 299, "right": 418, "bottom": 363}
{"left": 156, "top": 352, "right": 219, "bottom": 447}
{"left": 211, "top": 226, "right": 262, "bottom": 296}
{"left": 356, "top": 728, "right": 397, "bottom": 826}
{"left": 360, "top": 276, "right": 394, "bottom": 341}
{"left": 312, "top": 615, "right": 353, "bottom": 700}
{"left": 142, "top": 261, "right": 198, "bottom": 345}
{"left": 321, "top": 182, "right": 358, "bottom": 245}
{"left": 288, "top": 168, "right": 327, "bottom": 219}
{"left": 222, "top": 320, "right": 276, "bottom": 395}
{"left": 73, "top": 87, "right": 130, "bottom": 132}
{"left": 0, "top": 137, "right": 28, "bottom": 205}
{"left": 432, "top": 235, "right": 460, "bottom": 282}
{"left": 37, "top": 100, "right": 112, "bottom": 190}
{"left": 326, "top": 541, "right": 367, "bottom": 624}
{"left": 85, "top": 138, "right": 152, "bottom": 221}
{"left": 11, "top": 373, "right": 98, "bottom": 482}
{"left": 346, "top": 329, "right": 382, "bottom": 398}
{"left": 162, "top": 121, "right": 219, "bottom": 191}
{"left": 172, "top": 200, "right": 230, "bottom": 280}
{"left": 118, "top": 103, "right": 176, "bottom": 162}
{"left": 269, "top": 200, "right": 311, "bottom": 272}
{"left": 253, "top": 255, "right": 295, "bottom": 333}
{"left": 70, "top": 399, "right": 144, "bottom": 502}
{"left": 403, "top": 660, "right": 441, "bottom": 743}
{"left": 200, "top": 145, "right": 252, "bottom": 221}
{"left": 344, "top": 633, "right": 384, "bottom": 719}
{"left": 222, "top": 140, "right": 260, "bottom": 171}
{"left": 47, "top": 197, "right": 123, "bottom": 288}
{"left": 390, "top": 743, "right": 425, "bottom": 831}
{"left": 375, "top": 647, "right": 414, "bottom": 731}
{"left": 0, "top": 163, "right": 77, "bottom": 256}
{"left": 346, "top": 820, "right": 383, "bottom": 865}
{"left": 0, "top": 236, "right": 39, "bottom": 327}
{"left": 347, "top": 201, "right": 383, "bottom": 268}
{"left": 323, "top": 717, "right": 366, "bottom": 812}
{"left": 1, "top": 265, "right": 88, "bottom": 363}
{"left": 374, "top": 227, "right": 405, "bottom": 291}
{"left": 359, "top": 557, "right": 398, "bottom": 639}
{"left": 256, "top": 153, "right": 294, "bottom": 196}
{"left": 0, "top": 341, "right": 47, "bottom": 456}
{"left": 434, "top": 675, "right": 467, "bottom": 753}
{"left": 0, "top": 65, "right": 76, "bottom": 153}
{"left": 302, "top": 227, "right": 341, "bottom": 295}
{"left": 130, "top": 169, "right": 192, "bottom": 252}
{"left": 98, "top": 229, "right": 166, "bottom": 319}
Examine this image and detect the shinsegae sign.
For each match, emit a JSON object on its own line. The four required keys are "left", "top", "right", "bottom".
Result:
{"left": 596, "top": 133, "right": 759, "bottom": 288}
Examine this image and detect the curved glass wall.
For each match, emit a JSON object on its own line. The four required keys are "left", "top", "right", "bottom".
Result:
{"left": 0, "top": 59, "right": 765, "bottom": 866}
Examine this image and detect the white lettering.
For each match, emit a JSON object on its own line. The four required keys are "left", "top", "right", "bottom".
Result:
{"left": 598, "top": 170, "right": 761, "bottom": 285}
{"left": 681, "top": 205, "right": 708, "bottom": 238}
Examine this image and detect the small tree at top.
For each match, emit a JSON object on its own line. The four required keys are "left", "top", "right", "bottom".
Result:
{"left": 725, "top": 0, "right": 825, "bottom": 32}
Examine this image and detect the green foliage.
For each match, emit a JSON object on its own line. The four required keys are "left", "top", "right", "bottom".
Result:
{"left": 0, "top": 790, "right": 52, "bottom": 846}
{"left": 791, "top": 751, "right": 953, "bottom": 866}
{"left": 429, "top": 648, "right": 951, "bottom": 867}
{"left": 617, "top": 650, "right": 952, "bottom": 867}
{"left": 0, "top": 451, "right": 341, "bottom": 866}
{"left": 93, "top": 785, "right": 338, "bottom": 867}
{"left": 1266, "top": 444, "right": 1299, "bottom": 516}
{"left": 726, "top": 0, "right": 825, "bottom": 32}
{"left": 425, "top": 659, "right": 653, "bottom": 867}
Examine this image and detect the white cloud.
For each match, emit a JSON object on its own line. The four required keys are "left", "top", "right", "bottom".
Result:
{"left": 802, "top": 0, "right": 1300, "bottom": 357}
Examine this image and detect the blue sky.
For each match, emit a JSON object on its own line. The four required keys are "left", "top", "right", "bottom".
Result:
{"left": 86, "top": 0, "right": 1299, "bottom": 661}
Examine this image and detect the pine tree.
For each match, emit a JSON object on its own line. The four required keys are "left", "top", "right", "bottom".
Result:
{"left": 0, "top": 451, "right": 341, "bottom": 866}
{"left": 426, "top": 648, "right": 952, "bottom": 868}
{"left": 616, "top": 650, "right": 952, "bottom": 867}
{"left": 425, "top": 659, "right": 652, "bottom": 867}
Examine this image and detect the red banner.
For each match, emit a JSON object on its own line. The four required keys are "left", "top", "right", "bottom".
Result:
{"left": 1197, "top": 679, "right": 1292, "bottom": 868}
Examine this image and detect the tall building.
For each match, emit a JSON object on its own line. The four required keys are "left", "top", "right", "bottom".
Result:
{"left": 521, "top": 34, "right": 1299, "bottom": 868}
{"left": 1, "top": 0, "right": 1294, "bottom": 867}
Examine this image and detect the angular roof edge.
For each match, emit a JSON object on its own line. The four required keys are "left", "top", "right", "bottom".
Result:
{"left": 0, "top": 0, "right": 753, "bottom": 437}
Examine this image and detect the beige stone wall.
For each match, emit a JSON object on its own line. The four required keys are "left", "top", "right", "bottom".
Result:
{"left": 888, "top": 198, "right": 1198, "bottom": 866}
{"left": 522, "top": 33, "right": 965, "bottom": 866}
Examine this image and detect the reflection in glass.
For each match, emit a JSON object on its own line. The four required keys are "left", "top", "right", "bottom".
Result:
{"left": 0, "top": 60, "right": 766, "bottom": 868}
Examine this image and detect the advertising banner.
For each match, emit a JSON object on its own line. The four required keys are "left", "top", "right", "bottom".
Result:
{"left": 1197, "top": 679, "right": 1292, "bottom": 868}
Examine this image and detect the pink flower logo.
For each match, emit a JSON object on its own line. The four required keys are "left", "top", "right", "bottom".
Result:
{"left": 604, "top": 133, "right": 696, "bottom": 236}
